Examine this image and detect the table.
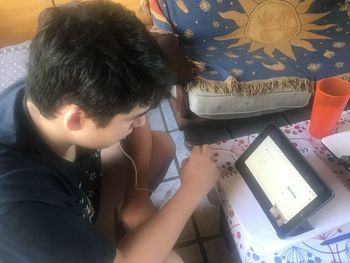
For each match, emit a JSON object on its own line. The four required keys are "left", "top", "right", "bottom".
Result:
{"left": 210, "top": 110, "right": 350, "bottom": 262}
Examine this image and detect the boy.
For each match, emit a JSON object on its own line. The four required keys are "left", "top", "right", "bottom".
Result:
{"left": 0, "top": 1, "right": 220, "bottom": 262}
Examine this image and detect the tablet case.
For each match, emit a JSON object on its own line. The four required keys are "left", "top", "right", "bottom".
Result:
{"left": 235, "top": 123, "right": 334, "bottom": 238}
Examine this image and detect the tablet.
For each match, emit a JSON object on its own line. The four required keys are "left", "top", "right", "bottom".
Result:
{"left": 235, "top": 123, "right": 334, "bottom": 239}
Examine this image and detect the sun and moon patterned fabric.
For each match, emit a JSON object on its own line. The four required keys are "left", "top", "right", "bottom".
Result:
{"left": 149, "top": 0, "right": 350, "bottom": 95}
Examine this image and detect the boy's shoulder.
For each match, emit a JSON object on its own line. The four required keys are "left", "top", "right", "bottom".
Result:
{"left": 0, "top": 78, "right": 26, "bottom": 146}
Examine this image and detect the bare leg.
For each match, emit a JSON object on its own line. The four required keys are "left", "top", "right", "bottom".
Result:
{"left": 121, "top": 123, "right": 176, "bottom": 229}
{"left": 120, "top": 126, "right": 183, "bottom": 263}
{"left": 95, "top": 122, "right": 175, "bottom": 239}
{"left": 94, "top": 144, "right": 130, "bottom": 243}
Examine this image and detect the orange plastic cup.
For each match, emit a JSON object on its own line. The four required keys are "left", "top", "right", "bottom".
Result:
{"left": 309, "top": 78, "right": 350, "bottom": 139}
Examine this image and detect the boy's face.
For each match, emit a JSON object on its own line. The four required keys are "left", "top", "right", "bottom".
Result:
{"left": 75, "top": 105, "right": 149, "bottom": 149}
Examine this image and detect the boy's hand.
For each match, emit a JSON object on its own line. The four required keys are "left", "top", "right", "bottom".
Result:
{"left": 180, "top": 145, "right": 220, "bottom": 198}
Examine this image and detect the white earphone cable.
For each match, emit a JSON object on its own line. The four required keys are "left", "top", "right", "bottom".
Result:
{"left": 119, "top": 144, "right": 153, "bottom": 193}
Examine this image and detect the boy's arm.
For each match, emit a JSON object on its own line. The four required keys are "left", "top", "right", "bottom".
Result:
{"left": 115, "top": 145, "right": 219, "bottom": 263}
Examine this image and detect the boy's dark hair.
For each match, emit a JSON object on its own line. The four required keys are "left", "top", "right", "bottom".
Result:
{"left": 26, "top": 0, "right": 173, "bottom": 127}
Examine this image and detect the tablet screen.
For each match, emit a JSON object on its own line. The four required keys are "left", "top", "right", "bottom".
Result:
{"left": 245, "top": 135, "right": 317, "bottom": 227}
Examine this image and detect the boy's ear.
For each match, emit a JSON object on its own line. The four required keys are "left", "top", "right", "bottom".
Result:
{"left": 62, "top": 105, "right": 86, "bottom": 131}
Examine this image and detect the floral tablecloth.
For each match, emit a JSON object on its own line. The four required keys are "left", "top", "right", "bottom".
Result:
{"left": 210, "top": 110, "right": 350, "bottom": 262}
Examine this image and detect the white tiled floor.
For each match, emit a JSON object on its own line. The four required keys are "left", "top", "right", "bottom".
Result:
{"left": 148, "top": 100, "right": 239, "bottom": 263}
{"left": 177, "top": 244, "right": 203, "bottom": 263}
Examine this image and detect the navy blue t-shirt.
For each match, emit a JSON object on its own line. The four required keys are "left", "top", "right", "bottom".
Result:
{"left": 0, "top": 79, "right": 115, "bottom": 262}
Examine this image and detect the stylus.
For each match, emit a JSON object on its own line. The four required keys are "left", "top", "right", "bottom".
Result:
{"left": 320, "top": 232, "right": 350, "bottom": 246}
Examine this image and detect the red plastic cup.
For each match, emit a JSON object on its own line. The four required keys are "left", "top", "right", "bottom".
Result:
{"left": 309, "top": 78, "right": 350, "bottom": 139}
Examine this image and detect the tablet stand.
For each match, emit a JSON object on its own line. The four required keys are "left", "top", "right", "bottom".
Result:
{"left": 288, "top": 220, "right": 313, "bottom": 237}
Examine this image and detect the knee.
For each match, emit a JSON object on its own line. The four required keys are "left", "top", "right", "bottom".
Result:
{"left": 162, "top": 132, "right": 176, "bottom": 161}
{"left": 153, "top": 131, "right": 176, "bottom": 161}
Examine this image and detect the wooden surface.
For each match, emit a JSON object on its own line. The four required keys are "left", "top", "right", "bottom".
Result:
{"left": 0, "top": 0, "right": 152, "bottom": 48}
{"left": 0, "top": 0, "right": 53, "bottom": 47}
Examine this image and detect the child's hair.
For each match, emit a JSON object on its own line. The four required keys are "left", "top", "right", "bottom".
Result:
{"left": 26, "top": 0, "right": 173, "bottom": 127}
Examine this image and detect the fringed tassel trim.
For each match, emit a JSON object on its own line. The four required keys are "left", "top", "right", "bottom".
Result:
{"left": 185, "top": 76, "right": 314, "bottom": 96}
{"left": 337, "top": 73, "right": 350, "bottom": 82}
{"left": 149, "top": 26, "right": 178, "bottom": 37}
